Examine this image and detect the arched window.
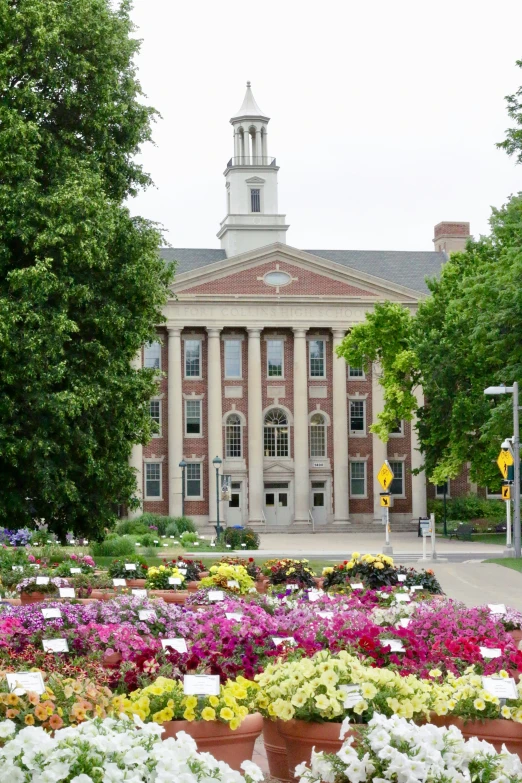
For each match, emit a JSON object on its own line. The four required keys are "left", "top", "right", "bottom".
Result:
{"left": 309, "top": 413, "right": 326, "bottom": 458}
{"left": 225, "top": 413, "right": 242, "bottom": 458}
{"left": 264, "top": 409, "right": 289, "bottom": 457}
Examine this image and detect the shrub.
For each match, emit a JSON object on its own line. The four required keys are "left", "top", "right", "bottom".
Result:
{"left": 165, "top": 521, "right": 179, "bottom": 538}
{"left": 114, "top": 519, "right": 150, "bottom": 537}
{"left": 428, "top": 494, "right": 505, "bottom": 525}
{"left": 91, "top": 535, "right": 135, "bottom": 557}
{"left": 174, "top": 516, "right": 196, "bottom": 534}
{"left": 223, "top": 526, "right": 260, "bottom": 550}
{"left": 180, "top": 531, "right": 199, "bottom": 546}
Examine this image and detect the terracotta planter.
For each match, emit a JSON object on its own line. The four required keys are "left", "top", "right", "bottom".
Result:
{"left": 161, "top": 713, "right": 263, "bottom": 771}
{"left": 430, "top": 715, "right": 522, "bottom": 755}
{"left": 263, "top": 718, "right": 291, "bottom": 782}
{"left": 4, "top": 599, "right": 21, "bottom": 606}
{"left": 186, "top": 582, "right": 200, "bottom": 593}
{"left": 255, "top": 580, "right": 268, "bottom": 594}
{"left": 199, "top": 571, "right": 209, "bottom": 578}
{"left": 91, "top": 590, "right": 115, "bottom": 601}
{"left": 278, "top": 719, "right": 361, "bottom": 780}
{"left": 126, "top": 578, "right": 147, "bottom": 588}
{"left": 102, "top": 651, "right": 123, "bottom": 669}
{"left": 510, "top": 629, "right": 522, "bottom": 646}
{"left": 20, "top": 591, "right": 47, "bottom": 605}
{"left": 149, "top": 590, "right": 189, "bottom": 605}
{"left": 313, "top": 577, "right": 324, "bottom": 588}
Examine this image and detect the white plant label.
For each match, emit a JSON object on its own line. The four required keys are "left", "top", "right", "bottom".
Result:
{"left": 287, "top": 584, "right": 299, "bottom": 591}
{"left": 208, "top": 591, "right": 225, "bottom": 601}
{"left": 480, "top": 647, "right": 502, "bottom": 659}
{"left": 168, "top": 577, "right": 183, "bottom": 586}
{"left": 385, "top": 640, "right": 406, "bottom": 653}
{"left": 397, "top": 574, "right": 407, "bottom": 582}
{"left": 70, "top": 568, "right": 82, "bottom": 575}
{"left": 30, "top": 564, "right": 40, "bottom": 569}
{"left": 42, "top": 639, "right": 69, "bottom": 653}
{"left": 272, "top": 637, "right": 296, "bottom": 647}
{"left": 410, "top": 585, "right": 424, "bottom": 592}
{"left": 339, "top": 684, "right": 363, "bottom": 708}
{"left": 395, "top": 594, "right": 411, "bottom": 603}
{"left": 124, "top": 564, "right": 137, "bottom": 571}
{"left": 351, "top": 583, "right": 364, "bottom": 590}
{"left": 132, "top": 589, "right": 147, "bottom": 597}
{"left": 138, "top": 610, "right": 156, "bottom": 621}
{"left": 225, "top": 613, "right": 243, "bottom": 621}
{"left": 397, "top": 618, "right": 411, "bottom": 629}
{"left": 178, "top": 562, "right": 187, "bottom": 567}
{"left": 307, "top": 590, "right": 323, "bottom": 602}
{"left": 11, "top": 566, "right": 23, "bottom": 572}
{"left": 488, "top": 604, "right": 507, "bottom": 615}
{"left": 112, "top": 578, "right": 126, "bottom": 587}
{"left": 6, "top": 672, "right": 45, "bottom": 696}
{"left": 59, "top": 588, "right": 75, "bottom": 598}
{"left": 482, "top": 676, "right": 518, "bottom": 699}
{"left": 317, "top": 611, "right": 334, "bottom": 619}
{"left": 227, "top": 580, "right": 240, "bottom": 588}
{"left": 178, "top": 569, "right": 188, "bottom": 576}
{"left": 41, "top": 608, "right": 62, "bottom": 620}
{"left": 36, "top": 577, "right": 49, "bottom": 586}
{"left": 183, "top": 674, "right": 220, "bottom": 696}
{"left": 162, "top": 638, "right": 188, "bottom": 653}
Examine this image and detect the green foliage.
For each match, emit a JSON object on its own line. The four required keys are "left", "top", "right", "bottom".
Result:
{"left": 497, "top": 59, "right": 522, "bottom": 164}
{"left": 428, "top": 495, "right": 506, "bottom": 525}
{"left": 107, "top": 555, "right": 148, "bottom": 578}
{"left": 165, "top": 522, "right": 180, "bottom": 538}
{"left": 0, "top": 0, "right": 173, "bottom": 538}
{"left": 115, "top": 519, "right": 151, "bottom": 537}
{"left": 223, "top": 526, "right": 260, "bottom": 550}
{"left": 91, "top": 535, "right": 135, "bottom": 557}
{"left": 180, "top": 531, "right": 199, "bottom": 546}
{"left": 174, "top": 516, "right": 197, "bottom": 535}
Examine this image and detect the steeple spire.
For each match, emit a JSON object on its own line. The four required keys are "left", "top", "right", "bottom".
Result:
{"left": 231, "top": 81, "right": 269, "bottom": 122}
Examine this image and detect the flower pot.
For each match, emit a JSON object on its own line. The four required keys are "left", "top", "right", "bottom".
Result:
{"left": 20, "top": 591, "right": 47, "bottom": 605}
{"left": 161, "top": 713, "right": 263, "bottom": 771}
{"left": 102, "top": 651, "right": 123, "bottom": 668}
{"left": 126, "top": 579, "right": 146, "bottom": 588}
{"left": 430, "top": 715, "right": 522, "bottom": 755}
{"left": 4, "top": 599, "right": 21, "bottom": 606}
{"left": 313, "top": 577, "right": 324, "bottom": 589}
{"left": 199, "top": 571, "right": 209, "bottom": 578}
{"left": 186, "top": 582, "right": 200, "bottom": 593}
{"left": 278, "top": 719, "right": 361, "bottom": 781}
{"left": 263, "top": 718, "right": 291, "bottom": 782}
{"left": 510, "top": 629, "right": 522, "bottom": 646}
{"left": 150, "top": 590, "right": 189, "bottom": 605}
{"left": 255, "top": 580, "right": 268, "bottom": 594}
{"left": 91, "top": 590, "right": 115, "bottom": 601}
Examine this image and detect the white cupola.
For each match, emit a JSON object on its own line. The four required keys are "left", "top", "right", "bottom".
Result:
{"left": 217, "top": 82, "right": 289, "bottom": 257}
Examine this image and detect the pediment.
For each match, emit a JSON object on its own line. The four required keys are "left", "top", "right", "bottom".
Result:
{"left": 171, "top": 243, "right": 422, "bottom": 302}
{"left": 245, "top": 176, "right": 266, "bottom": 184}
{"left": 264, "top": 460, "right": 294, "bottom": 474}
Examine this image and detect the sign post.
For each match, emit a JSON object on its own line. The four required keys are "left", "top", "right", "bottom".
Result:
{"left": 377, "top": 461, "right": 394, "bottom": 555}
{"left": 502, "top": 483, "right": 515, "bottom": 557}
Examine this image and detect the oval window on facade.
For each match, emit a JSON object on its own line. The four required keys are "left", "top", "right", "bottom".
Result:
{"left": 264, "top": 270, "right": 291, "bottom": 287}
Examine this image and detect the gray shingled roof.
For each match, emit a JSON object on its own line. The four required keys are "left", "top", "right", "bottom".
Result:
{"left": 159, "top": 247, "right": 446, "bottom": 294}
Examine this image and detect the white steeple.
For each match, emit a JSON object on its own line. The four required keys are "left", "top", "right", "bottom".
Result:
{"left": 217, "top": 82, "right": 289, "bottom": 257}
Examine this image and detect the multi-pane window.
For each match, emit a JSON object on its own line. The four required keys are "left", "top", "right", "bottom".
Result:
{"left": 149, "top": 399, "right": 161, "bottom": 436}
{"left": 224, "top": 339, "right": 241, "bottom": 378}
{"left": 264, "top": 409, "right": 289, "bottom": 457}
{"left": 349, "top": 399, "right": 365, "bottom": 434}
{"left": 389, "top": 461, "right": 404, "bottom": 495}
{"left": 309, "top": 413, "right": 326, "bottom": 458}
{"left": 186, "top": 463, "right": 201, "bottom": 498}
{"left": 250, "top": 188, "right": 261, "bottom": 212}
{"left": 185, "top": 339, "right": 201, "bottom": 377}
{"left": 309, "top": 339, "right": 325, "bottom": 377}
{"left": 350, "top": 462, "right": 366, "bottom": 496}
{"left": 185, "top": 399, "right": 201, "bottom": 436}
{"left": 390, "top": 420, "right": 403, "bottom": 435}
{"left": 144, "top": 341, "right": 161, "bottom": 369}
{"left": 225, "top": 413, "right": 242, "bottom": 458}
{"left": 267, "top": 340, "right": 284, "bottom": 377}
{"left": 349, "top": 366, "right": 364, "bottom": 378}
{"left": 436, "top": 481, "right": 449, "bottom": 497}
{"left": 145, "top": 462, "right": 161, "bottom": 498}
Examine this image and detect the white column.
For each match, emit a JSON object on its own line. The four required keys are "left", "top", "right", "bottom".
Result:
{"left": 411, "top": 384, "right": 427, "bottom": 519}
{"left": 255, "top": 128, "right": 262, "bottom": 162}
{"left": 168, "top": 328, "right": 183, "bottom": 517}
{"left": 293, "top": 328, "right": 310, "bottom": 524}
{"left": 332, "top": 330, "right": 349, "bottom": 524}
{"left": 233, "top": 130, "right": 239, "bottom": 161}
{"left": 247, "top": 328, "right": 264, "bottom": 525}
{"left": 128, "top": 350, "right": 143, "bottom": 519}
{"left": 243, "top": 131, "right": 249, "bottom": 162}
{"left": 207, "top": 328, "right": 223, "bottom": 524}
{"left": 372, "top": 361, "right": 388, "bottom": 521}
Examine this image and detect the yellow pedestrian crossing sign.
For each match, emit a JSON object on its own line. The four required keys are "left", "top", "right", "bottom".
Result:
{"left": 380, "top": 495, "right": 391, "bottom": 507}
{"left": 377, "top": 461, "right": 394, "bottom": 491}
{"left": 502, "top": 485, "right": 511, "bottom": 501}
{"left": 497, "top": 449, "right": 514, "bottom": 479}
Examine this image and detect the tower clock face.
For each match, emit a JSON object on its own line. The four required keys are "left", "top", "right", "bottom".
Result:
{"left": 264, "top": 271, "right": 291, "bottom": 287}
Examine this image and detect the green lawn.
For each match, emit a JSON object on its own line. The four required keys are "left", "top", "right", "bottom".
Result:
{"left": 469, "top": 533, "right": 506, "bottom": 545}
{"left": 485, "top": 558, "right": 522, "bottom": 573}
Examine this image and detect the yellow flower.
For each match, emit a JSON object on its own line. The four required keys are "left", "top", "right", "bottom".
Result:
{"left": 24, "top": 715, "right": 35, "bottom": 725}
{"left": 322, "top": 567, "right": 334, "bottom": 575}
{"left": 201, "top": 707, "right": 216, "bottom": 721}
{"left": 374, "top": 562, "right": 384, "bottom": 570}
{"left": 361, "top": 683, "right": 377, "bottom": 700}
{"left": 183, "top": 708, "right": 196, "bottom": 721}
{"left": 353, "top": 699, "right": 368, "bottom": 715}
{"left": 184, "top": 696, "right": 198, "bottom": 710}
{"left": 229, "top": 717, "right": 241, "bottom": 730}
{"left": 502, "top": 705, "right": 512, "bottom": 719}
{"left": 429, "top": 669, "right": 442, "bottom": 678}
{"left": 220, "top": 707, "right": 234, "bottom": 721}
{"left": 352, "top": 552, "right": 360, "bottom": 559}
{"left": 209, "top": 695, "right": 219, "bottom": 707}
{"left": 473, "top": 699, "right": 486, "bottom": 711}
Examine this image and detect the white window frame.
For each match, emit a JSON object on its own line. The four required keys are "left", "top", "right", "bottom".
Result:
{"left": 308, "top": 339, "right": 326, "bottom": 379}
{"left": 224, "top": 339, "right": 242, "bottom": 379}
{"left": 389, "top": 420, "right": 404, "bottom": 438}
{"left": 349, "top": 398, "right": 366, "bottom": 437}
{"left": 144, "top": 461, "right": 162, "bottom": 500}
{"left": 185, "top": 461, "right": 203, "bottom": 500}
{"left": 249, "top": 187, "right": 262, "bottom": 213}
{"left": 185, "top": 398, "right": 203, "bottom": 438}
{"left": 149, "top": 398, "right": 162, "bottom": 438}
{"left": 309, "top": 413, "right": 327, "bottom": 458}
{"left": 486, "top": 486, "right": 503, "bottom": 499}
{"left": 225, "top": 412, "right": 243, "bottom": 459}
{"left": 266, "top": 339, "right": 285, "bottom": 379}
{"left": 388, "top": 460, "right": 406, "bottom": 499}
{"left": 348, "top": 366, "right": 365, "bottom": 380}
{"left": 144, "top": 341, "right": 161, "bottom": 370}
{"left": 435, "top": 481, "right": 451, "bottom": 498}
{"left": 349, "top": 461, "right": 367, "bottom": 498}
{"left": 184, "top": 338, "right": 202, "bottom": 379}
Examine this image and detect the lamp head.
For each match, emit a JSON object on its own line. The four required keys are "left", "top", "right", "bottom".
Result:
{"left": 501, "top": 439, "right": 512, "bottom": 450}
{"left": 212, "top": 456, "right": 222, "bottom": 467}
{"left": 179, "top": 459, "right": 187, "bottom": 469}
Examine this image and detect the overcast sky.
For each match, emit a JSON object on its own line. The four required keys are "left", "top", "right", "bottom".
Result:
{"left": 128, "top": 0, "right": 522, "bottom": 253}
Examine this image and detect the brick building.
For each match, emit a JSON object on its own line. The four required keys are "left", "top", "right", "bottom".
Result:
{"left": 128, "top": 83, "right": 472, "bottom": 533}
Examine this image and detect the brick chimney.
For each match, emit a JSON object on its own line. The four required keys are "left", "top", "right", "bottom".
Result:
{"left": 433, "top": 221, "right": 470, "bottom": 254}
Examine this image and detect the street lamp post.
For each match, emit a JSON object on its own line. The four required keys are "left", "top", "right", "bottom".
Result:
{"left": 443, "top": 484, "right": 448, "bottom": 537}
{"left": 484, "top": 383, "right": 520, "bottom": 557}
{"left": 179, "top": 460, "right": 187, "bottom": 518}
{"left": 212, "top": 456, "right": 223, "bottom": 540}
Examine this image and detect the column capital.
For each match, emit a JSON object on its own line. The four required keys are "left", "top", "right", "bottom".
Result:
{"left": 206, "top": 327, "right": 223, "bottom": 338}
{"left": 332, "top": 328, "right": 347, "bottom": 340}
{"left": 247, "top": 327, "right": 262, "bottom": 338}
{"left": 292, "top": 327, "right": 309, "bottom": 338}
{"left": 167, "top": 326, "right": 182, "bottom": 338}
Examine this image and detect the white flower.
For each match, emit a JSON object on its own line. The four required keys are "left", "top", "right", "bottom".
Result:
{"left": 240, "top": 760, "right": 264, "bottom": 781}
{"left": 0, "top": 720, "right": 16, "bottom": 739}
{"left": 70, "top": 776, "right": 94, "bottom": 783}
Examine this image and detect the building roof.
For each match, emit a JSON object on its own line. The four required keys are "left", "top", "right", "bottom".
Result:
{"left": 230, "top": 81, "right": 269, "bottom": 122}
{"left": 159, "top": 247, "right": 445, "bottom": 294}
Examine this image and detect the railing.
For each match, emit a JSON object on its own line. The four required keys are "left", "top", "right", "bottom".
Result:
{"left": 309, "top": 509, "right": 315, "bottom": 534}
{"left": 227, "top": 156, "right": 276, "bottom": 167}
{"left": 261, "top": 509, "right": 267, "bottom": 528}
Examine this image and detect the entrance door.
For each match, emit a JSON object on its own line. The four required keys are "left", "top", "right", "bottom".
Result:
{"left": 227, "top": 482, "right": 243, "bottom": 526}
{"left": 264, "top": 482, "right": 291, "bottom": 525}
{"left": 311, "top": 481, "right": 328, "bottom": 525}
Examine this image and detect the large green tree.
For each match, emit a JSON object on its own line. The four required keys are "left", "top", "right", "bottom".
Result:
{"left": 0, "top": 0, "right": 172, "bottom": 537}
{"left": 338, "top": 56, "right": 522, "bottom": 489}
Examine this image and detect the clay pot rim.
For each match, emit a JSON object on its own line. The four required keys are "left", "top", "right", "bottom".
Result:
{"left": 161, "top": 712, "right": 263, "bottom": 737}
